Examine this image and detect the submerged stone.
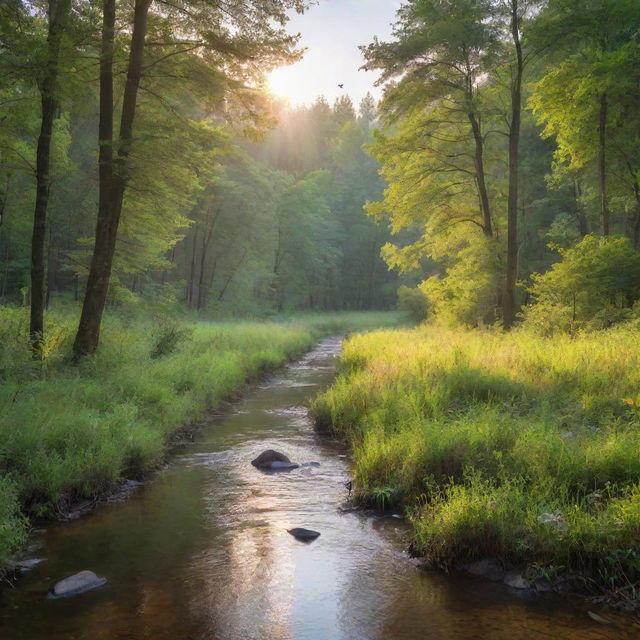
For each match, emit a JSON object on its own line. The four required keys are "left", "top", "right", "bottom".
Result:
{"left": 463, "top": 558, "right": 505, "bottom": 582}
{"left": 287, "top": 527, "right": 321, "bottom": 542}
{"left": 268, "top": 460, "right": 299, "bottom": 470}
{"left": 534, "top": 579, "right": 554, "bottom": 593}
{"left": 49, "top": 570, "right": 107, "bottom": 599}
{"left": 503, "top": 571, "right": 531, "bottom": 590}
{"left": 16, "top": 558, "right": 45, "bottom": 573}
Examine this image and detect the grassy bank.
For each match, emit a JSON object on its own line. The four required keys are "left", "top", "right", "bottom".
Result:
{"left": 311, "top": 324, "right": 640, "bottom": 597}
{"left": 0, "top": 307, "right": 401, "bottom": 568}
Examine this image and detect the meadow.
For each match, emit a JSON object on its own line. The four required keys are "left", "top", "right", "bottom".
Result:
{"left": 0, "top": 307, "right": 401, "bottom": 568}
{"left": 311, "top": 323, "right": 640, "bottom": 597}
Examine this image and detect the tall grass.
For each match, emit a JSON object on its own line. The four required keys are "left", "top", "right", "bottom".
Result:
{"left": 311, "top": 323, "right": 640, "bottom": 593}
{"left": 0, "top": 306, "right": 401, "bottom": 568}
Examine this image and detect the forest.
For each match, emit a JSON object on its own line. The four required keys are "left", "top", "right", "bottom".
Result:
{"left": 1, "top": 0, "right": 640, "bottom": 633}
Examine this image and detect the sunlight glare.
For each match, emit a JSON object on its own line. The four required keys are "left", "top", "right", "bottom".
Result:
{"left": 267, "top": 67, "right": 300, "bottom": 104}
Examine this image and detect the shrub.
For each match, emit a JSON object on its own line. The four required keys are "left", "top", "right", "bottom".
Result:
{"left": 150, "top": 321, "right": 193, "bottom": 358}
{"left": 523, "top": 235, "right": 640, "bottom": 334}
{"left": 419, "top": 237, "right": 500, "bottom": 327}
{"left": 396, "top": 286, "right": 428, "bottom": 323}
{"left": 0, "top": 478, "right": 28, "bottom": 568}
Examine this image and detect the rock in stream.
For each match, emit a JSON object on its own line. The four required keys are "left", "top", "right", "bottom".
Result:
{"left": 287, "top": 528, "right": 321, "bottom": 542}
{"left": 48, "top": 570, "right": 107, "bottom": 599}
{"left": 251, "top": 450, "right": 299, "bottom": 471}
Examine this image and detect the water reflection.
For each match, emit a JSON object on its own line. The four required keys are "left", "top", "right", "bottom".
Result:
{"left": 1, "top": 337, "right": 637, "bottom": 640}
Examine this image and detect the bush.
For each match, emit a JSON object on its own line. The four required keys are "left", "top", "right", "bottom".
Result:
{"left": 419, "top": 237, "right": 500, "bottom": 327}
{"left": 396, "top": 286, "right": 428, "bottom": 323}
{"left": 523, "top": 235, "right": 640, "bottom": 334}
{"left": 150, "top": 321, "right": 193, "bottom": 358}
{"left": 0, "top": 478, "right": 28, "bottom": 568}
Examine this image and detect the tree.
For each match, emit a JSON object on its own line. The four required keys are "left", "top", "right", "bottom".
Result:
{"left": 500, "top": 0, "right": 526, "bottom": 329}
{"left": 73, "top": 0, "right": 310, "bottom": 357}
{"left": 362, "top": 0, "right": 506, "bottom": 324}
{"left": 363, "top": 0, "right": 499, "bottom": 239}
{"left": 529, "top": 0, "right": 640, "bottom": 239}
{"left": 29, "top": 0, "right": 72, "bottom": 357}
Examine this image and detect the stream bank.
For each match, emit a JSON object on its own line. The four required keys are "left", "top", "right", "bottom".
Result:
{"left": 0, "top": 337, "right": 636, "bottom": 639}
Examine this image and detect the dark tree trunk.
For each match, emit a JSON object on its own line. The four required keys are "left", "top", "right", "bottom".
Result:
{"left": 217, "top": 248, "right": 248, "bottom": 302}
{"left": 633, "top": 182, "right": 640, "bottom": 249}
{"left": 30, "top": 0, "right": 70, "bottom": 357}
{"left": 598, "top": 93, "right": 610, "bottom": 236}
{"left": 573, "top": 178, "right": 588, "bottom": 237}
{"left": 73, "top": 0, "right": 151, "bottom": 358}
{"left": 196, "top": 213, "right": 216, "bottom": 310}
{"left": 46, "top": 221, "right": 54, "bottom": 309}
{"left": 160, "top": 246, "right": 176, "bottom": 286}
{"left": 196, "top": 232, "right": 206, "bottom": 309}
{"left": 468, "top": 112, "right": 493, "bottom": 238}
{"left": 187, "top": 227, "right": 198, "bottom": 307}
{"left": 503, "top": 0, "right": 523, "bottom": 330}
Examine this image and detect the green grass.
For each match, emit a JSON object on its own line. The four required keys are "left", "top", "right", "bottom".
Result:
{"left": 0, "top": 306, "right": 402, "bottom": 569}
{"left": 311, "top": 323, "right": 640, "bottom": 595}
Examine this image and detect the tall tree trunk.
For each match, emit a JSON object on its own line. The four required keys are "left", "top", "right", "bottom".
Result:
{"left": 503, "top": 0, "right": 523, "bottom": 330}
{"left": 632, "top": 181, "right": 640, "bottom": 249}
{"left": 0, "top": 230, "right": 9, "bottom": 300}
{"left": 468, "top": 112, "right": 493, "bottom": 238}
{"left": 217, "top": 248, "right": 248, "bottom": 302}
{"left": 196, "top": 214, "right": 216, "bottom": 310}
{"left": 73, "top": 0, "right": 151, "bottom": 358}
{"left": 187, "top": 227, "right": 198, "bottom": 308}
{"left": 573, "top": 178, "right": 588, "bottom": 237}
{"left": 46, "top": 220, "right": 54, "bottom": 309}
{"left": 30, "top": 0, "right": 70, "bottom": 357}
{"left": 598, "top": 93, "right": 610, "bottom": 236}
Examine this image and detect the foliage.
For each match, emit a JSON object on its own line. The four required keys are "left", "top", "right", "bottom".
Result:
{"left": 150, "top": 322, "right": 194, "bottom": 359}
{"left": 523, "top": 235, "right": 640, "bottom": 334}
{"left": 396, "top": 286, "right": 428, "bottom": 323}
{"left": 0, "top": 477, "right": 28, "bottom": 569}
{"left": 361, "top": 0, "right": 640, "bottom": 327}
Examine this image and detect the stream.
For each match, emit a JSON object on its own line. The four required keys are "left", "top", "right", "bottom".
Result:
{"left": 0, "top": 337, "right": 636, "bottom": 639}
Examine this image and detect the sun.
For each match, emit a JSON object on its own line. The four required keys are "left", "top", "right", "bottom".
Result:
{"left": 267, "top": 67, "right": 301, "bottom": 104}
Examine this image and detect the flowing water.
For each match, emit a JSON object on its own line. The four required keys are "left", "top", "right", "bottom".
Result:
{"left": 1, "top": 337, "right": 637, "bottom": 640}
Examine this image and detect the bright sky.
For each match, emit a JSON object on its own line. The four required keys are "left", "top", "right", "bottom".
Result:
{"left": 268, "top": 0, "right": 402, "bottom": 107}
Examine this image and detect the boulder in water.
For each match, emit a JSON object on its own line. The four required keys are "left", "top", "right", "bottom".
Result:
{"left": 251, "top": 450, "right": 299, "bottom": 471}
{"left": 288, "top": 527, "right": 321, "bottom": 542}
{"left": 503, "top": 571, "right": 531, "bottom": 590}
{"left": 49, "top": 570, "right": 107, "bottom": 599}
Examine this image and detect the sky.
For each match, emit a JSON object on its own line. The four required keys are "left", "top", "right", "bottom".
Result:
{"left": 267, "top": 0, "right": 402, "bottom": 107}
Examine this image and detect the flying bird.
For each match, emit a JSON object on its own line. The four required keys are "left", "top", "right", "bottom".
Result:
{"left": 338, "top": 84, "right": 344, "bottom": 89}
